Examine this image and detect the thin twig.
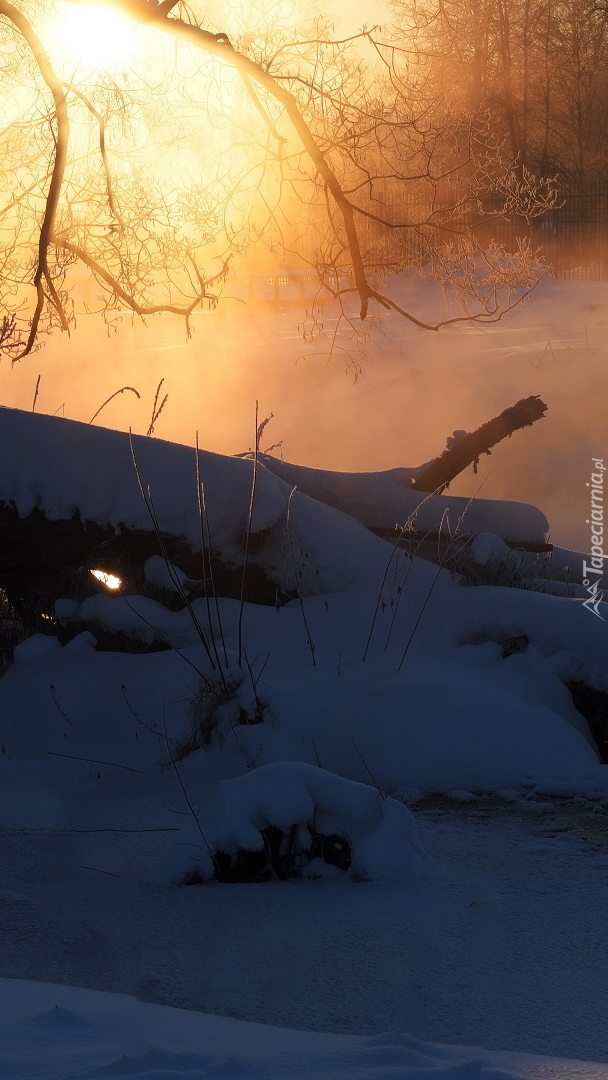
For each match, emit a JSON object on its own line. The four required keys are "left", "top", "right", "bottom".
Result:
{"left": 117, "top": 589, "right": 210, "bottom": 684}
{"left": 90, "top": 386, "right": 141, "bottom": 425}
{"left": 285, "top": 486, "right": 316, "bottom": 666}
{"left": 397, "top": 567, "right": 442, "bottom": 672}
{"left": 32, "top": 374, "right": 41, "bottom": 412}
{"left": 68, "top": 826, "right": 179, "bottom": 833}
{"left": 78, "top": 865, "right": 120, "bottom": 878}
{"left": 49, "top": 683, "right": 73, "bottom": 726}
{"left": 121, "top": 682, "right": 161, "bottom": 736}
{"left": 147, "top": 378, "right": 169, "bottom": 437}
{"left": 350, "top": 736, "right": 386, "bottom": 801}
{"left": 47, "top": 750, "right": 143, "bottom": 773}
{"left": 162, "top": 704, "right": 211, "bottom": 853}
{"left": 128, "top": 431, "right": 221, "bottom": 680}
{"left": 61, "top": 80, "right": 122, "bottom": 224}
{"left": 238, "top": 401, "right": 259, "bottom": 667}
{"left": 0, "top": 0, "right": 70, "bottom": 358}
{"left": 363, "top": 485, "right": 447, "bottom": 661}
{"left": 195, "top": 434, "right": 228, "bottom": 670}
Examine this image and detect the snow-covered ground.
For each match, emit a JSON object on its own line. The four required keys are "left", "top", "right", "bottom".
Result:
{"left": 1, "top": 273, "right": 608, "bottom": 1077}
{"left": 6, "top": 975, "right": 608, "bottom": 1080}
{"left": 4, "top": 798, "right": 608, "bottom": 1077}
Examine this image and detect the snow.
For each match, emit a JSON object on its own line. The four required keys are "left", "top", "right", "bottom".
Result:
{"left": 156, "top": 761, "right": 431, "bottom": 884}
{"left": 4, "top": 534, "right": 608, "bottom": 796}
{"left": 1, "top": 276, "right": 608, "bottom": 1079}
{"left": 4, "top": 977, "right": 608, "bottom": 1080}
{"left": 469, "top": 532, "right": 513, "bottom": 566}
{"left": 258, "top": 454, "right": 550, "bottom": 544}
{"left": 0, "top": 408, "right": 289, "bottom": 564}
{"left": 144, "top": 554, "right": 189, "bottom": 594}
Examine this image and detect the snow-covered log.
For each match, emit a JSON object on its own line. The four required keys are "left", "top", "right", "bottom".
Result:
{"left": 257, "top": 454, "right": 549, "bottom": 545}
{"left": 0, "top": 408, "right": 549, "bottom": 640}
{"left": 0, "top": 409, "right": 397, "bottom": 624}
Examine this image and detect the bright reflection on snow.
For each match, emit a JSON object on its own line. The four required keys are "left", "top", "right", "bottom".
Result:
{"left": 90, "top": 568, "right": 122, "bottom": 590}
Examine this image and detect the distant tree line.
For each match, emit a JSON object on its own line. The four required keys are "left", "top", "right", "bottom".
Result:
{"left": 393, "top": 0, "right": 608, "bottom": 183}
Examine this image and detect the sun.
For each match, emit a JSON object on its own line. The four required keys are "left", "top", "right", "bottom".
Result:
{"left": 48, "top": 3, "right": 141, "bottom": 73}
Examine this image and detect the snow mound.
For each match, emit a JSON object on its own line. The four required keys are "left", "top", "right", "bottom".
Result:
{"left": 469, "top": 532, "right": 512, "bottom": 566}
{"left": 144, "top": 554, "right": 189, "bottom": 594}
{"left": 157, "top": 762, "right": 431, "bottom": 884}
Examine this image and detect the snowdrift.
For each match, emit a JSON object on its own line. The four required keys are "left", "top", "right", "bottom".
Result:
{"left": 0, "top": 407, "right": 606, "bottom": 819}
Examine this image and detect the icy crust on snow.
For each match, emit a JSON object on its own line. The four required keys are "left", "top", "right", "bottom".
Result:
{"left": 258, "top": 454, "right": 550, "bottom": 543}
{"left": 156, "top": 762, "right": 431, "bottom": 884}
{"left": 3, "top": 979, "right": 606, "bottom": 1080}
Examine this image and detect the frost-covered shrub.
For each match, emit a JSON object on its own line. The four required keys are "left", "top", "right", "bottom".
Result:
{"left": 156, "top": 762, "right": 431, "bottom": 885}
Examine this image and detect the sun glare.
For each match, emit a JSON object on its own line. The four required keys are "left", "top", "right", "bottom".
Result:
{"left": 90, "top": 569, "right": 122, "bottom": 590}
{"left": 50, "top": 4, "right": 140, "bottom": 72}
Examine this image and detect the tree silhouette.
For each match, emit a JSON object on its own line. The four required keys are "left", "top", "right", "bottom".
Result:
{"left": 0, "top": 0, "right": 557, "bottom": 362}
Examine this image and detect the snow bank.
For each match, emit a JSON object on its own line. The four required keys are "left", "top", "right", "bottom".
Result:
{"left": 3, "top": 555, "right": 608, "bottom": 800}
{"left": 0, "top": 407, "right": 286, "bottom": 555}
{"left": 0, "top": 408, "right": 395, "bottom": 594}
{"left": 1, "top": 408, "right": 607, "bottom": 804}
{"left": 2, "top": 977, "right": 605, "bottom": 1080}
{"left": 156, "top": 761, "right": 431, "bottom": 884}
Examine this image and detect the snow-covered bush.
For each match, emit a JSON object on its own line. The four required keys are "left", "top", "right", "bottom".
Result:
{"left": 156, "top": 762, "right": 431, "bottom": 885}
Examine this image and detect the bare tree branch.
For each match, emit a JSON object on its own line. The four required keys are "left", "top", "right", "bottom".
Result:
{"left": 0, "top": 0, "right": 70, "bottom": 356}
{"left": 0, "top": 0, "right": 556, "bottom": 361}
{"left": 61, "top": 81, "right": 122, "bottom": 225}
{"left": 76, "top": 0, "right": 374, "bottom": 317}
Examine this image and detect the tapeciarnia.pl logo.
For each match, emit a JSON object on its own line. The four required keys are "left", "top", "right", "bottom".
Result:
{"left": 582, "top": 457, "right": 606, "bottom": 619}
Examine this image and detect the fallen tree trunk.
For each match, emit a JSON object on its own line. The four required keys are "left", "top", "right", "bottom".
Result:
{"left": 258, "top": 394, "right": 550, "bottom": 544}
{"left": 410, "top": 396, "right": 547, "bottom": 494}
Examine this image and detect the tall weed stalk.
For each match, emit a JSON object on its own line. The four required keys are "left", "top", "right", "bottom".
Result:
{"left": 286, "top": 485, "right": 316, "bottom": 666}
